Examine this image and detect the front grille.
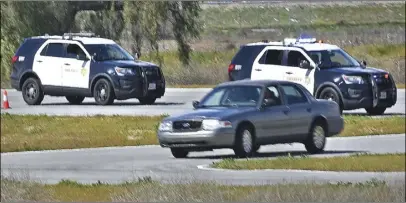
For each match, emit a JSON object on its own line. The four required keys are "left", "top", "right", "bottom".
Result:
{"left": 173, "top": 120, "right": 202, "bottom": 131}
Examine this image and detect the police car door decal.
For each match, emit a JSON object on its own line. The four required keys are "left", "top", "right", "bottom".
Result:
{"left": 284, "top": 48, "right": 316, "bottom": 95}
{"left": 62, "top": 42, "right": 91, "bottom": 89}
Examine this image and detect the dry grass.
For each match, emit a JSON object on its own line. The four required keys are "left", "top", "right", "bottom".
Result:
{"left": 1, "top": 114, "right": 404, "bottom": 153}
{"left": 212, "top": 153, "right": 406, "bottom": 172}
{"left": 1, "top": 176, "right": 405, "bottom": 202}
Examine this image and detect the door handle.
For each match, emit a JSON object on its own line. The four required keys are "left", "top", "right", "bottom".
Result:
{"left": 64, "top": 63, "right": 70, "bottom": 66}
{"left": 306, "top": 107, "right": 312, "bottom": 112}
{"left": 36, "top": 60, "right": 42, "bottom": 63}
{"left": 285, "top": 71, "right": 293, "bottom": 75}
{"left": 254, "top": 69, "right": 262, "bottom": 71}
{"left": 283, "top": 110, "right": 290, "bottom": 115}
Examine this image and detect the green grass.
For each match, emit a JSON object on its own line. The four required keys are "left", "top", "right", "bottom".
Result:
{"left": 1, "top": 176, "right": 405, "bottom": 202}
{"left": 201, "top": 3, "right": 406, "bottom": 31}
{"left": 0, "top": 114, "right": 404, "bottom": 153}
{"left": 212, "top": 153, "right": 406, "bottom": 172}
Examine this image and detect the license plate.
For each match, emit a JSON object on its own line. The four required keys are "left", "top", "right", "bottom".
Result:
{"left": 379, "top": 91, "right": 387, "bottom": 99}
{"left": 148, "top": 83, "right": 156, "bottom": 90}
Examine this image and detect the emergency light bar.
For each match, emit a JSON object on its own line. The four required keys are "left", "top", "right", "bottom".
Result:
{"left": 283, "top": 33, "right": 317, "bottom": 45}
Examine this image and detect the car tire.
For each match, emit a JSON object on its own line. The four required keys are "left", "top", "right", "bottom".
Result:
{"left": 93, "top": 78, "right": 115, "bottom": 105}
{"left": 233, "top": 125, "right": 255, "bottom": 158}
{"left": 170, "top": 148, "right": 189, "bottom": 158}
{"left": 66, "top": 96, "right": 85, "bottom": 105}
{"left": 21, "top": 77, "right": 44, "bottom": 105}
{"left": 365, "top": 107, "right": 386, "bottom": 115}
{"left": 319, "top": 87, "right": 343, "bottom": 114}
{"left": 138, "top": 96, "right": 157, "bottom": 105}
{"left": 304, "top": 122, "right": 327, "bottom": 154}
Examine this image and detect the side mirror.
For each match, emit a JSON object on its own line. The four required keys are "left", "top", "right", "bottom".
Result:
{"left": 299, "top": 60, "right": 312, "bottom": 69}
{"left": 134, "top": 52, "right": 140, "bottom": 60}
{"left": 361, "top": 60, "right": 367, "bottom": 66}
{"left": 192, "top": 100, "right": 200, "bottom": 108}
{"left": 77, "top": 54, "right": 90, "bottom": 61}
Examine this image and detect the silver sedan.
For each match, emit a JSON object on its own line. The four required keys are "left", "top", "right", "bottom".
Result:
{"left": 157, "top": 80, "right": 344, "bottom": 158}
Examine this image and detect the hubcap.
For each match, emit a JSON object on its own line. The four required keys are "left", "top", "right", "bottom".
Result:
{"left": 96, "top": 84, "right": 107, "bottom": 101}
{"left": 323, "top": 93, "right": 335, "bottom": 101}
{"left": 242, "top": 130, "right": 252, "bottom": 153}
{"left": 313, "top": 126, "right": 325, "bottom": 149}
{"left": 25, "top": 83, "right": 37, "bottom": 100}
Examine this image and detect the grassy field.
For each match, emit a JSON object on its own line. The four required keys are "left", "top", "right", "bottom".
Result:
{"left": 1, "top": 114, "right": 404, "bottom": 153}
{"left": 1, "top": 176, "right": 404, "bottom": 202}
{"left": 212, "top": 153, "right": 406, "bottom": 172}
{"left": 201, "top": 3, "right": 406, "bottom": 31}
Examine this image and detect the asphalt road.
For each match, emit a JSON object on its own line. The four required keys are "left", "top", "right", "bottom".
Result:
{"left": 1, "top": 88, "right": 405, "bottom": 117}
{"left": 1, "top": 134, "right": 405, "bottom": 185}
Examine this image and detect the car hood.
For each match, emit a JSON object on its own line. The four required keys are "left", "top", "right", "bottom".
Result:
{"left": 326, "top": 66, "right": 388, "bottom": 75}
{"left": 165, "top": 107, "right": 255, "bottom": 121}
{"left": 100, "top": 60, "right": 158, "bottom": 68}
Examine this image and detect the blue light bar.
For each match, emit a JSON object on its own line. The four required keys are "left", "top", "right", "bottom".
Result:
{"left": 296, "top": 33, "right": 317, "bottom": 43}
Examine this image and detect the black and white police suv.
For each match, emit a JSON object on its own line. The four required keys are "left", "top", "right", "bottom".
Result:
{"left": 10, "top": 33, "right": 165, "bottom": 105}
{"left": 227, "top": 34, "right": 397, "bottom": 115}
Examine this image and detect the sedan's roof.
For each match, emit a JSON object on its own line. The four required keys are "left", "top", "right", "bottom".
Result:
{"left": 216, "top": 79, "right": 295, "bottom": 88}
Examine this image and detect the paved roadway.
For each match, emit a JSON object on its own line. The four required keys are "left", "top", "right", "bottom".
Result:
{"left": 1, "top": 134, "right": 405, "bottom": 185}
{"left": 1, "top": 88, "right": 405, "bottom": 116}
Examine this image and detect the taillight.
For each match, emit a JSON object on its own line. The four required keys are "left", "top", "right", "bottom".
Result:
{"left": 12, "top": 56, "right": 18, "bottom": 64}
{"left": 228, "top": 64, "right": 235, "bottom": 73}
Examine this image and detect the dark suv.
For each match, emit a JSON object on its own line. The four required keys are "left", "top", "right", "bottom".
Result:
{"left": 10, "top": 33, "right": 165, "bottom": 105}
{"left": 227, "top": 35, "right": 397, "bottom": 115}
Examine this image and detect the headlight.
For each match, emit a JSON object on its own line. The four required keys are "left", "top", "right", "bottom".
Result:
{"left": 202, "top": 119, "right": 232, "bottom": 131}
{"left": 158, "top": 121, "right": 172, "bottom": 132}
{"left": 342, "top": 75, "right": 365, "bottom": 84}
{"left": 114, "top": 66, "right": 135, "bottom": 76}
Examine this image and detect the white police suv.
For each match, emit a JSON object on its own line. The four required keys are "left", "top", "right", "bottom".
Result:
{"left": 10, "top": 33, "right": 165, "bottom": 105}
{"left": 228, "top": 34, "right": 397, "bottom": 115}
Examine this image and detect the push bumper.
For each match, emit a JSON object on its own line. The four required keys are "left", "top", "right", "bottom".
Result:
{"left": 157, "top": 128, "right": 235, "bottom": 149}
{"left": 112, "top": 77, "right": 165, "bottom": 100}
{"left": 340, "top": 84, "right": 397, "bottom": 110}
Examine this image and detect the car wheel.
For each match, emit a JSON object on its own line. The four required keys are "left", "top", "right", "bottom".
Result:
{"left": 319, "top": 87, "right": 343, "bottom": 114}
{"left": 93, "top": 78, "right": 115, "bottom": 105}
{"left": 304, "top": 122, "right": 327, "bottom": 154}
{"left": 233, "top": 125, "right": 255, "bottom": 158}
{"left": 66, "top": 96, "right": 85, "bottom": 105}
{"left": 170, "top": 148, "right": 189, "bottom": 158}
{"left": 22, "top": 77, "right": 44, "bottom": 105}
{"left": 365, "top": 107, "right": 386, "bottom": 115}
{"left": 138, "top": 96, "right": 157, "bottom": 105}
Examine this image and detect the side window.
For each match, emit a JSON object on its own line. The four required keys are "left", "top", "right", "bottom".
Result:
{"left": 66, "top": 44, "right": 86, "bottom": 59}
{"left": 263, "top": 85, "right": 282, "bottom": 107}
{"left": 287, "top": 50, "right": 309, "bottom": 67}
{"left": 202, "top": 88, "right": 225, "bottom": 106}
{"left": 40, "top": 43, "right": 64, "bottom": 58}
{"left": 280, "top": 84, "right": 308, "bottom": 105}
{"left": 258, "top": 49, "right": 283, "bottom": 65}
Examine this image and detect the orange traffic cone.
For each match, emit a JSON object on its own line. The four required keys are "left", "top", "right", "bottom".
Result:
{"left": 2, "top": 90, "right": 10, "bottom": 109}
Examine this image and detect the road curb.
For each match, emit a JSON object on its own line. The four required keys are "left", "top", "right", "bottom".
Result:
{"left": 1, "top": 134, "right": 404, "bottom": 155}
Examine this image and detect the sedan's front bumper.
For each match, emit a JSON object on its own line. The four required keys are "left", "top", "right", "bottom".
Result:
{"left": 157, "top": 128, "right": 235, "bottom": 149}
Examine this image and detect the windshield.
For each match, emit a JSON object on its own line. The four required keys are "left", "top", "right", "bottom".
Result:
{"left": 199, "top": 86, "right": 262, "bottom": 107}
{"left": 84, "top": 44, "right": 134, "bottom": 61}
{"left": 307, "top": 49, "right": 360, "bottom": 69}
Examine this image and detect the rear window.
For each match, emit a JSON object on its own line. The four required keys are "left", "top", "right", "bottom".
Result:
{"left": 15, "top": 38, "right": 46, "bottom": 56}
